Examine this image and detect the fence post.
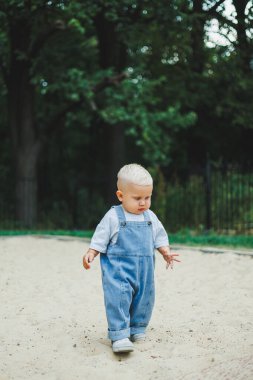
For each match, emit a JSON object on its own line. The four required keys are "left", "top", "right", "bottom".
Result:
{"left": 204, "top": 158, "right": 212, "bottom": 231}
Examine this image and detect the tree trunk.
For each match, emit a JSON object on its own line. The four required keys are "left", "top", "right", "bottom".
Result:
{"left": 9, "top": 80, "right": 40, "bottom": 227}
{"left": 16, "top": 152, "right": 38, "bottom": 228}
{"left": 106, "top": 123, "right": 126, "bottom": 204}
{"left": 94, "top": 9, "right": 127, "bottom": 203}
{"left": 233, "top": 0, "right": 251, "bottom": 71}
{"left": 8, "top": 17, "right": 41, "bottom": 228}
{"left": 187, "top": 0, "right": 208, "bottom": 163}
{"left": 190, "top": 0, "right": 205, "bottom": 74}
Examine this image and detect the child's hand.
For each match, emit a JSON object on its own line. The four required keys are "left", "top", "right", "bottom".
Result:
{"left": 158, "top": 246, "right": 181, "bottom": 270}
{"left": 83, "top": 249, "right": 99, "bottom": 270}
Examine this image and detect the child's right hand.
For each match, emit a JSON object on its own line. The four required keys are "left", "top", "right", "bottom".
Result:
{"left": 83, "top": 249, "right": 99, "bottom": 270}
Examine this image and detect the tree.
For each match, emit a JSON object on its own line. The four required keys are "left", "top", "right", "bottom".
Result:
{"left": 0, "top": 0, "right": 125, "bottom": 226}
{"left": 1, "top": 0, "right": 252, "bottom": 230}
{"left": 0, "top": 1, "right": 76, "bottom": 226}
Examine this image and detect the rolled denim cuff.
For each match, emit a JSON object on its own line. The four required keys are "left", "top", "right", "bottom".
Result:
{"left": 108, "top": 327, "right": 130, "bottom": 341}
{"left": 130, "top": 326, "right": 146, "bottom": 335}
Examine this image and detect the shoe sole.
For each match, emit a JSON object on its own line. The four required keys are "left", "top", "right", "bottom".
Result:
{"left": 130, "top": 336, "right": 146, "bottom": 342}
{"left": 113, "top": 346, "right": 134, "bottom": 353}
{"left": 131, "top": 338, "right": 146, "bottom": 342}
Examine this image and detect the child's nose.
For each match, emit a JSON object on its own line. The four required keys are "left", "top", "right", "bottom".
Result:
{"left": 139, "top": 200, "right": 145, "bottom": 205}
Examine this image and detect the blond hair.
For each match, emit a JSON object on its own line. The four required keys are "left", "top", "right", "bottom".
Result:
{"left": 117, "top": 163, "right": 153, "bottom": 186}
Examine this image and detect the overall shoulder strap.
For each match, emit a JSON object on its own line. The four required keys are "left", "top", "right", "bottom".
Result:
{"left": 113, "top": 205, "right": 126, "bottom": 222}
{"left": 143, "top": 210, "right": 151, "bottom": 222}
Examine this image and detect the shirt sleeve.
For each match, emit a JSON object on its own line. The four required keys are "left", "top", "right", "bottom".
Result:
{"left": 89, "top": 211, "right": 112, "bottom": 253}
{"left": 149, "top": 210, "right": 169, "bottom": 248}
{"left": 154, "top": 219, "right": 169, "bottom": 248}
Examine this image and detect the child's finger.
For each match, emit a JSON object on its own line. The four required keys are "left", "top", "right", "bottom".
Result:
{"left": 83, "top": 256, "right": 91, "bottom": 270}
{"left": 173, "top": 259, "right": 181, "bottom": 262}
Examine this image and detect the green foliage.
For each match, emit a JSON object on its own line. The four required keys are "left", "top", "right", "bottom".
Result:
{"left": 0, "top": 0, "right": 252, "bottom": 232}
{"left": 99, "top": 74, "right": 196, "bottom": 165}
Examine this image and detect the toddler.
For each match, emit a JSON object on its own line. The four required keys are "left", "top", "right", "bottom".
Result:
{"left": 83, "top": 163, "right": 180, "bottom": 353}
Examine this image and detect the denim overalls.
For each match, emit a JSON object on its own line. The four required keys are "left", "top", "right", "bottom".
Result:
{"left": 100, "top": 205, "right": 155, "bottom": 341}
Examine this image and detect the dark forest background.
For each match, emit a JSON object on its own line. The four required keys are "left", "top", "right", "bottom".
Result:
{"left": 0, "top": 0, "right": 252, "bottom": 232}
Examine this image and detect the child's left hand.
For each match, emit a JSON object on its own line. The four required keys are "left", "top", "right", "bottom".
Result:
{"left": 158, "top": 246, "right": 181, "bottom": 269}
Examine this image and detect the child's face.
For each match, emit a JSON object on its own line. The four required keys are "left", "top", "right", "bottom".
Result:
{"left": 116, "top": 182, "right": 153, "bottom": 214}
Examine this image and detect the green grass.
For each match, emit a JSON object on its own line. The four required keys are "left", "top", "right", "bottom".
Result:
{"left": 0, "top": 229, "right": 253, "bottom": 249}
{"left": 169, "top": 233, "right": 253, "bottom": 249}
{"left": 0, "top": 230, "right": 94, "bottom": 238}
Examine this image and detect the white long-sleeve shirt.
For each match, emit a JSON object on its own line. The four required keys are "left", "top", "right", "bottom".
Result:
{"left": 89, "top": 207, "right": 169, "bottom": 254}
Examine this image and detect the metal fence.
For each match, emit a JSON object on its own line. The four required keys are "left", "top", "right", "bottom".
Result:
{"left": 0, "top": 162, "right": 253, "bottom": 234}
{"left": 164, "top": 162, "right": 253, "bottom": 234}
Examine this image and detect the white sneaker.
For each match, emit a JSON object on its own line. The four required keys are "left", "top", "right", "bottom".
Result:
{"left": 130, "top": 333, "right": 146, "bottom": 342}
{"left": 112, "top": 338, "right": 134, "bottom": 353}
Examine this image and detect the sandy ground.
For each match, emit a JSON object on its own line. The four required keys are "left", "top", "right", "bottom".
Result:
{"left": 0, "top": 236, "right": 253, "bottom": 380}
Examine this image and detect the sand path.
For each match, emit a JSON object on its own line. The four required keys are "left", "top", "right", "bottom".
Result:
{"left": 0, "top": 236, "right": 252, "bottom": 380}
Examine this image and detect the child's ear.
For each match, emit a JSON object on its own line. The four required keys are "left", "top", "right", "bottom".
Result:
{"left": 116, "top": 190, "right": 123, "bottom": 202}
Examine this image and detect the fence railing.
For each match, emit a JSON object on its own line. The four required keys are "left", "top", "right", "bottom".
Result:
{"left": 163, "top": 162, "right": 253, "bottom": 234}
{"left": 0, "top": 162, "right": 252, "bottom": 234}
